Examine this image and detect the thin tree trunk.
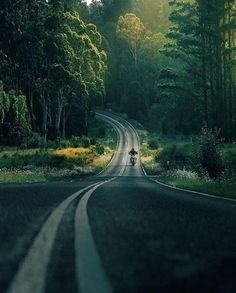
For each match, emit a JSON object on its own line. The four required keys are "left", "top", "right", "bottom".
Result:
{"left": 227, "top": 4, "right": 233, "bottom": 142}
{"left": 62, "top": 107, "right": 66, "bottom": 139}
{"left": 56, "top": 88, "right": 64, "bottom": 138}
{"left": 41, "top": 92, "right": 48, "bottom": 142}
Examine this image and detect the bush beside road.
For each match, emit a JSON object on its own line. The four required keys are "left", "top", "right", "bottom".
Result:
{"left": 140, "top": 131, "right": 236, "bottom": 199}
{"left": 0, "top": 118, "right": 117, "bottom": 183}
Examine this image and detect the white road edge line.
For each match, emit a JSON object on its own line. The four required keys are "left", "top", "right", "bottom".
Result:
{"left": 95, "top": 113, "right": 121, "bottom": 176}
{"left": 7, "top": 181, "right": 103, "bottom": 293}
{"left": 150, "top": 178, "right": 236, "bottom": 203}
{"left": 96, "top": 113, "right": 129, "bottom": 177}
{"left": 142, "top": 166, "right": 147, "bottom": 176}
{"left": 75, "top": 177, "right": 116, "bottom": 293}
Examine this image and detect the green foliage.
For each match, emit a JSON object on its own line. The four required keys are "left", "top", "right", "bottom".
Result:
{"left": 134, "top": 0, "right": 171, "bottom": 33}
{"left": 193, "top": 128, "right": 224, "bottom": 179}
{"left": 90, "top": 137, "right": 97, "bottom": 145}
{"left": 23, "top": 133, "right": 45, "bottom": 149}
{"left": 0, "top": 2, "right": 107, "bottom": 143}
{"left": 0, "top": 81, "right": 31, "bottom": 146}
{"left": 58, "top": 139, "right": 72, "bottom": 149}
{"left": 0, "top": 80, "right": 10, "bottom": 124}
{"left": 117, "top": 13, "right": 145, "bottom": 48}
{"left": 47, "top": 154, "right": 67, "bottom": 168}
{"left": 148, "top": 138, "right": 159, "bottom": 150}
{"left": 98, "top": 125, "right": 106, "bottom": 138}
{"left": 70, "top": 136, "right": 83, "bottom": 148}
{"left": 1, "top": 0, "right": 236, "bottom": 151}
{"left": 96, "top": 142, "right": 105, "bottom": 155}
{"left": 159, "top": 174, "right": 236, "bottom": 199}
{"left": 221, "top": 144, "right": 236, "bottom": 172}
{"left": 8, "top": 91, "right": 29, "bottom": 128}
{"left": 159, "top": 0, "right": 236, "bottom": 141}
{"left": 156, "top": 144, "right": 189, "bottom": 169}
{"left": 80, "top": 136, "right": 91, "bottom": 148}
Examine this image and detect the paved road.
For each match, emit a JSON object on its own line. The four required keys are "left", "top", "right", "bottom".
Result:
{"left": 0, "top": 112, "right": 236, "bottom": 293}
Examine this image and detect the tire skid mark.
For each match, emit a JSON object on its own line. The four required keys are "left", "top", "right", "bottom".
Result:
{"left": 75, "top": 178, "right": 116, "bottom": 293}
{"left": 7, "top": 181, "right": 103, "bottom": 293}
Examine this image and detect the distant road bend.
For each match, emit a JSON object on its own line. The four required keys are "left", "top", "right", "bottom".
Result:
{"left": 1, "top": 111, "right": 236, "bottom": 293}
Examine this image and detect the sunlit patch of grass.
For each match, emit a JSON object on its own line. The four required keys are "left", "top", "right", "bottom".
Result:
{"left": 93, "top": 152, "right": 112, "bottom": 167}
{"left": 52, "top": 147, "right": 92, "bottom": 157}
{"left": 0, "top": 145, "right": 115, "bottom": 183}
{"left": 0, "top": 117, "right": 118, "bottom": 183}
{"left": 141, "top": 155, "right": 153, "bottom": 164}
{"left": 140, "top": 141, "right": 163, "bottom": 175}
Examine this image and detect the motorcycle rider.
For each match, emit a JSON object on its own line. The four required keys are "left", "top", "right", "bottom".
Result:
{"left": 129, "top": 147, "right": 138, "bottom": 164}
{"left": 129, "top": 147, "right": 138, "bottom": 157}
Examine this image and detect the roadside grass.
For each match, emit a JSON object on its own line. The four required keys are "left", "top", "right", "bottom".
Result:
{"left": 0, "top": 168, "right": 81, "bottom": 184}
{"left": 0, "top": 118, "right": 117, "bottom": 183}
{"left": 0, "top": 170, "right": 47, "bottom": 183}
{"left": 157, "top": 174, "right": 236, "bottom": 199}
{"left": 139, "top": 131, "right": 236, "bottom": 199}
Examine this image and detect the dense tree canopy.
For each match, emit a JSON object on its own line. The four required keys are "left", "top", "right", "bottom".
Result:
{"left": 0, "top": 0, "right": 235, "bottom": 145}
{"left": 0, "top": 0, "right": 106, "bottom": 144}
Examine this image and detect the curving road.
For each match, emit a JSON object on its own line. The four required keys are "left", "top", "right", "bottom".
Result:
{"left": 0, "top": 112, "right": 236, "bottom": 293}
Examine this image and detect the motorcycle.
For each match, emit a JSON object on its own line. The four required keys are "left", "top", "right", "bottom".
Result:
{"left": 130, "top": 155, "right": 137, "bottom": 166}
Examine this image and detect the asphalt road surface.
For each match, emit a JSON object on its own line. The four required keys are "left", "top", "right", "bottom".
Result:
{"left": 0, "top": 112, "right": 236, "bottom": 293}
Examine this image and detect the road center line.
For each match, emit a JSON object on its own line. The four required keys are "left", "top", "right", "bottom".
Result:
{"left": 7, "top": 181, "right": 103, "bottom": 293}
{"left": 75, "top": 178, "right": 116, "bottom": 293}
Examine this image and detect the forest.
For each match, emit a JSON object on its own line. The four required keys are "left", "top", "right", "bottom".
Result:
{"left": 0, "top": 0, "right": 236, "bottom": 145}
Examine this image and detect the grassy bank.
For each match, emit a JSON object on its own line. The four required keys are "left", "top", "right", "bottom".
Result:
{"left": 0, "top": 118, "right": 117, "bottom": 183}
{"left": 157, "top": 171, "right": 236, "bottom": 199}
{"left": 140, "top": 132, "right": 236, "bottom": 199}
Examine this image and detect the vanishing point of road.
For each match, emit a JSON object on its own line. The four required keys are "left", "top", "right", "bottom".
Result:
{"left": 0, "top": 112, "right": 236, "bottom": 293}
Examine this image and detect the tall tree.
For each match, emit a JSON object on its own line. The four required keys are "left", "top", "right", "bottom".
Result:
{"left": 117, "top": 13, "right": 145, "bottom": 67}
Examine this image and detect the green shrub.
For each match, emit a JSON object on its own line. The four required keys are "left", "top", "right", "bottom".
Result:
{"left": 148, "top": 138, "right": 159, "bottom": 150}
{"left": 45, "top": 138, "right": 63, "bottom": 149}
{"left": 59, "top": 139, "right": 71, "bottom": 148}
{"left": 96, "top": 142, "right": 105, "bottom": 155}
{"left": 90, "top": 137, "right": 97, "bottom": 145}
{"left": 47, "top": 154, "right": 66, "bottom": 168}
{"left": 98, "top": 126, "right": 106, "bottom": 138}
{"left": 70, "top": 136, "right": 81, "bottom": 148}
{"left": 23, "top": 132, "right": 45, "bottom": 148}
{"left": 45, "top": 140, "right": 58, "bottom": 149}
{"left": 221, "top": 145, "right": 236, "bottom": 171}
{"left": 156, "top": 144, "right": 188, "bottom": 169}
{"left": 80, "top": 136, "right": 91, "bottom": 148}
{"left": 0, "top": 153, "right": 11, "bottom": 168}
{"left": 8, "top": 124, "right": 30, "bottom": 146}
{"left": 71, "top": 157, "right": 85, "bottom": 167}
{"left": 193, "top": 128, "right": 224, "bottom": 179}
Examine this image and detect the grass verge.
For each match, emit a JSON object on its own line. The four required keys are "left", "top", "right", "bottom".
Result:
{"left": 138, "top": 126, "right": 236, "bottom": 199}
{"left": 157, "top": 174, "right": 236, "bottom": 199}
{"left": 0, "top": 118, "right": 117, "bottom": 183}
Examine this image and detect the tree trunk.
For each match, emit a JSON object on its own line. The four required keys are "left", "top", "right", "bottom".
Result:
{"left": 56, "top": 88, "right": 64, "bottom": 138}
{"left": 41, "top": 92, "right": 48, "bottom": 143}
